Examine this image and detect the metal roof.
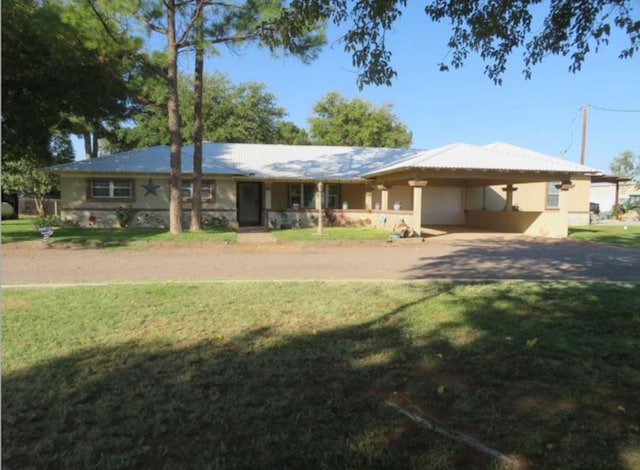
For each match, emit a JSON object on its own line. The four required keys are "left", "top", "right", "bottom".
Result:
{"left": 47, "top": 143, "right": 417, "bottom": 180}
{"left": 47, "top": 141, "right": 603, "bottom": 179}
{"left": 362, "top": 142, "right": 602, "bottom": 177}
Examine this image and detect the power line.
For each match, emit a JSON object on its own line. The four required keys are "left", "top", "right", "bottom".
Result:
{"left": 588, "top": 104, "right": 640, "bottom": 113}
{"left": 563, "top": 103, "right": 640, "bottom": 156}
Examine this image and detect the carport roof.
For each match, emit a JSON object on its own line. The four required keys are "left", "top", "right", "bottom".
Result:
{"left": 362, "top": 141, "right": 602, "bottom": 177}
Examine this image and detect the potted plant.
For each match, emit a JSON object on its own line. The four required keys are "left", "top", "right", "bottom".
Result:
{"left": 342, "top": 201, "right": 349, "bottom": 210}
{"left": 393, "top": 202, "right": 402, "bottom": 210}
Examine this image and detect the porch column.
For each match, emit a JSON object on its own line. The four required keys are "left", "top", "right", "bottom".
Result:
{"left": 316, "top": 181, "right": 324, "bottom": 235}
{"left": 264, "top": 182, "right": 272, "bottom": 210}
{"left": 377, "top": 184, "right": 389, "bottom": 211}
{"left": 365, "top": 187, "right": 373, "bottom": 210}
{"left": 409, "top": 180, "right": 428, "bottom": 234}
{"left": 556, "top": 180, "right": 575, "bottom": 237}
{"left": 501, "top": 184, "right": 518, "bottom": 211}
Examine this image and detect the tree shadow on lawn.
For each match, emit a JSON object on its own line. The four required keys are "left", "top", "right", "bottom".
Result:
{"left": 3, "top": 283, "right": 639, "bottom": 469}
{"left": 404, "top": 238, "right": 640, "bottom": 281}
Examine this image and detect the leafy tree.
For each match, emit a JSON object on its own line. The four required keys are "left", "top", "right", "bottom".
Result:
{"left": 1, "top": 135, "right": 74, "bottom": 217}
{"left": 107, "top": 73, "right": 295, "bottom": 150}
{"left": 97, "top": 0, "right": 325, "bottom": 234}
{"left": 1, "top": 0, "right": 146, "bottom": 164}
{"left": 610, "top": 150, "right": 640, "bottom": 183}
{"left": 284, "top": 0, "right": 640, "bottom": 86}
{"left": 274, "top": 121, "right": 311, "bottom": 145}
{"left": 58, "top": 0, "right": 152, "bottom": 159}
{"left": 308, "top": 92, "right": 412, "bottom": 148}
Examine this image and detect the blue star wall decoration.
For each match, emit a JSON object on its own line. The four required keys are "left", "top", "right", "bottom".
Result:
{"left": 142, "top": 178, "right": 160, "bottom": 196}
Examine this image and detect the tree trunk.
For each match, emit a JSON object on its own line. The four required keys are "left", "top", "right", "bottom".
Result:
{"left": 83, "top": 132, "right": 92, "bottom": 159}
{"left": 190, "top": 8, "right": 204, "bottom": 232}
{"left": 34, "top": 196, "right": 46, "bottom": 217}
{"left": 167, "top": 0, "right": 183, "bottom": 235}
{"left": 91, "top": 127, "right": 99, "bottom": 158}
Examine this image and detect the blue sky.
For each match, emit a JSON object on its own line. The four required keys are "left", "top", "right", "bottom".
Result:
{"left": 75, "top": 4, "right": 640, "bottom": 173}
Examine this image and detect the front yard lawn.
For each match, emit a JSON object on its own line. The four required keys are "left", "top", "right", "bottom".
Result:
{"left": 3, "top": 281, "right": 639, "bottom": 469}
{"left": 569, "top": 224, "right": 640, "bottom": 247}
{"left": 1, "top": 217, "right": 236, "bottom": 246}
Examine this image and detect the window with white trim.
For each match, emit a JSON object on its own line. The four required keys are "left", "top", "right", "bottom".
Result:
{"left": 90, "top": 180, "right": 133, "bottom": 199}
{"left": 289, "top": 183, "right": 340, "bottom": 209}
{"left": 546, "top": 181, "right": 560, "bottom": 208}
{"left": 181, "top": 180, "right": 214, "bottom": 200}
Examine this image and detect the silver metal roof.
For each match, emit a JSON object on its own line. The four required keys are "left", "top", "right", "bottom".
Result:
{"left": 362, "top": 142, "right": 602, "bottom": 177}
{"left": 47, "top": 143, "right": 417, "bottom": 180}
{"left": 47, "top": 142, "right": 603, "bottom": 179}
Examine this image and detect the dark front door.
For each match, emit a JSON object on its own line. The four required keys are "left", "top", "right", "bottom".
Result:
{"left": 237, "top": 182, "right": 262, "bottom": 226}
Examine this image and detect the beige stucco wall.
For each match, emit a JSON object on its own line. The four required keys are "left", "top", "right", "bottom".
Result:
{"left": 484, "top": 176, "right": 591, "bottom": 226}
{"left": 60, "top": 175, "right": 236, "bottom": 209}
{"left": 384, "top": 185, "right": 413, "bottom": 211}
{"left": 467, "top": 210, "right": 568, "bottom": 238}
{"left": 60, "top": 175, "right": 237, "bottom": 227}
{"left": 341, "top": 184, "right": 367, "bottom": 209}
{"left": 503, "top": 177, "right": 590, "bottom": 213}
{"left": 269, "top": 182, "right": 368, "bottom": 210}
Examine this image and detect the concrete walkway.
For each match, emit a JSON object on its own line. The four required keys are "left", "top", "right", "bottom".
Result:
{"left": 236, "top": 227, "right": 278, "bottom": 244}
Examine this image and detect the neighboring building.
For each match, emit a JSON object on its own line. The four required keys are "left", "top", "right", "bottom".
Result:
{"left": 591, "top": 181, "right": 638, "bottom": 216}
{"left": 47, "top": 141, "right": 603, "bottom": 238}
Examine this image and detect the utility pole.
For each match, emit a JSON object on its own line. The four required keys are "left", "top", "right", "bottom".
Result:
{"left": 580, "top": 104, "right": 588, "bottom": 165}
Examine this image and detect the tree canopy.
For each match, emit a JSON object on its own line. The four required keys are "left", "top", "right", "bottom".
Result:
{"left": 1, "top": 134, "right": 74, "bottom": 216}
{"left": 285, "top": 0, "right": 640, "bottom": 86}
{"left": 106, "top": 73, "right": 305, "bottom": 151}
{"left": 308, "top": 92, "right": 412, "bottom": 148}
{"left": 610, "top": 150, "right": 640, "bottom": 182}
{"left": 1, "top": 0, "right": 145, "bottom": 164}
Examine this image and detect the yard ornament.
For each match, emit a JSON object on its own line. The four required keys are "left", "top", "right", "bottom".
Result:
{"left": 40, "top": 226, "right": 54, "bottom": 245}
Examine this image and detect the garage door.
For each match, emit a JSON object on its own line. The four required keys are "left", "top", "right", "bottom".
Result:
{"left": 422, "top": 187, "right": 464, "bottom": 225}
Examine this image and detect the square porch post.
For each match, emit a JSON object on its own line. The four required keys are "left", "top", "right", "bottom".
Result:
{"left": 316, "top": 181, "right": 323, "bottom": 235}
{"left": 409, "top": 180, "right": 428, "bottom": 235}
{"left": 365, "top": 188, "right": 373, "bottom": 210}
{"left": 377, "top": 184, "right": 389, "bottom": 211}
{"left": 501, "top": 184, "right": 518, "bottom": 211}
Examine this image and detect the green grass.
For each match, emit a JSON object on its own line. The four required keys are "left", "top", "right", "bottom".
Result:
{"left": 1, "top": 217, "right": 236, "bottom": 247}
{"left": 3, "top": 281, "right": 639, "bottom": 469}
{"left": 271, "top": 226, "right": 390, "bottom": 241}
{"left": 569, "top": 224, "right": 640, "bottom": 247}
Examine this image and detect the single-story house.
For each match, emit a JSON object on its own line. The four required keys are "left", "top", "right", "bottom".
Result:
{"left": 47, "top": 141, "right": 603, "bottom": 238}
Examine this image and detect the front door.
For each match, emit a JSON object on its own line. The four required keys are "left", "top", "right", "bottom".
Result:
{"left": 237, "top": 182, "right": 262, "bottom": 226}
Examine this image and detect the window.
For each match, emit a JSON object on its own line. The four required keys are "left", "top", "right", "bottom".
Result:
{"left": 181, "top": 181, "right": 214, "bottom": 200}
{"left": 289, "top": 183, "right": 340, "bottom": 209}
{"left": 90, "top": 180, "right": 133, "bottom": 199}
{"left": 546, "top": 181, "right": 560, "bottom": 208}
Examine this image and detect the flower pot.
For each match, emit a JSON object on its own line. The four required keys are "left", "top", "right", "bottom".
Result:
{"left": 342, "top": 203, "right": 348, "bottom": 210}
{"left": 393, "top": 203, "right": 401, "bottom": 211}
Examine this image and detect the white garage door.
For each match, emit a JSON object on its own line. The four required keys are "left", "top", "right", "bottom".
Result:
{"left": 422, "top": 187, "right": 464, "bottom": 225}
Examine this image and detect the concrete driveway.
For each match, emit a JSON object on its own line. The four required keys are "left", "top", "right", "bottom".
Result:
{"left": 2, "top": 232, "right": 639, "bottom": 285}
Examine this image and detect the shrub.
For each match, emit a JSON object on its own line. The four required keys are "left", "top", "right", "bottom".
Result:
{"left": 115, "top": 205, "right": 134, "bottom": 228}
{"left": 32, "top": 215, "right": 62, "bottom": 230}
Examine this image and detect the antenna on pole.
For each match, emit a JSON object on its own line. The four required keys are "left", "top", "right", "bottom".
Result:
{"left": 580, "top": 104, "right": 588, "bottom": 165}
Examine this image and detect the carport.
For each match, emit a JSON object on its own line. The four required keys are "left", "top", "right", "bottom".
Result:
{"left": 363, "top": 142, "right": 602, "bottom": 238}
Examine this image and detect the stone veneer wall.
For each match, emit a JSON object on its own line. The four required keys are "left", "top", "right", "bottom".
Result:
{"left": 267, "top": 209, "right": 414, "bottom": 233}
{"left": 61, "top": 209, "right": 238, "bottom": 229}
